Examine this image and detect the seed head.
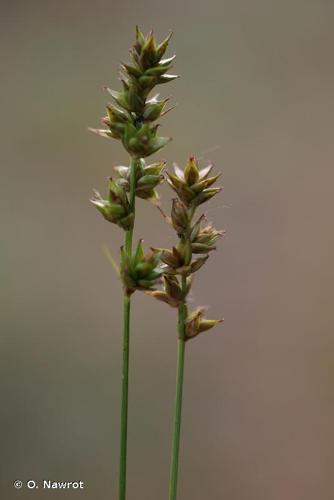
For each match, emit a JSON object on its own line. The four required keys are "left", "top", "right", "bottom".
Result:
{"left": 185, "top": 308, "right": 223, "bottom": 341}
{"left": 171, "top": 199, "right": 190, "bottom": 235}
{"left": 146, "top": 154, "right": 224, "bottom": 342}
{"left": 120, "top": 240, "right": 163, "bottom": 295}
{"left": 191, "top": 221, "right": 225, "bottom": 254}
{"left": 114, "top": 159, "right": 165, "bottom": 204}
{"left": 166, "top": 157, "right": 221, "bottom": 207}
{"left": 146, "top": 275, "right": 183, "bottom": 307}
{"left": 90, "top": 178, "right": 134, "bottom": 230}
{"left": 89, "top": 27, "right": 178, "bottom": 158}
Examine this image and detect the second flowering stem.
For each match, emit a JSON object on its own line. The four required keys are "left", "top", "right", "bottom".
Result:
{"left": 147, "top": 157, "right": 224, "bottom": 500}
{"left": 169, "top": 274, "right": 187, "bottom": 500}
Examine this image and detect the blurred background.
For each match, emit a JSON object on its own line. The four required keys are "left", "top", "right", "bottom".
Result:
{"left": 1, "top": 0, "right": 334, "bottom": 499}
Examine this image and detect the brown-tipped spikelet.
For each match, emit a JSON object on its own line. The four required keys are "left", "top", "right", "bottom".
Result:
{"left": 146, "top": 274, "right": 184, "bottom": 307}
{"left": 166, "top": 157, "right": 221, "bottom": 207}
{"left": 185, "top": 308, "right": 223, "bottom": 341}
{"left": 149, "top": 156, "right": 224, "bottom": 341}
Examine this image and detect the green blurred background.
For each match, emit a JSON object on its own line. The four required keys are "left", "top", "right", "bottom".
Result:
{"left": 1, "top": 0, "right": 334, "bottom": 498}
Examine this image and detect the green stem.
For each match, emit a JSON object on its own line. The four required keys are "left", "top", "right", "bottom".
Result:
{"left": 169, "top": 274, "right": 187, "bottom": 500}
{"left": 119, "top": 157, "right": 138, "bottom": 500}
{"left": 119, "top": 295, "right": 131, "bottom": 500}
{"left": 125, "top": 158, "right": 137, "bottom": 254}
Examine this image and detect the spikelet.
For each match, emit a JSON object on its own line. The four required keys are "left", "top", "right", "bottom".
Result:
{"left": 149, "top": 156, "right": 224, "bottom": 340}
{"left": 90, "top": 27, "right": 178, "bottom": 158}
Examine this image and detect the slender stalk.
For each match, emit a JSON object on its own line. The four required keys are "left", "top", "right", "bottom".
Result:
{"left": 119, "top": 157, "right": 138, "bottom": 500}
{"left": 119, "top": 294, "right": 131, "bottom": 500}
{"left": 169, "top": 274, "right": 187, "bottom": 500}
{"left": 125, "top": 158, "right": 137, "bottom": 253}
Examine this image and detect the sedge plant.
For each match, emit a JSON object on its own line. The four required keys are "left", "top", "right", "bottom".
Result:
{"left": 147, "top": 157, "right": 224, "bottom": 500}
{"left": 89, "top": 27, "right": 178, "bottom": 500}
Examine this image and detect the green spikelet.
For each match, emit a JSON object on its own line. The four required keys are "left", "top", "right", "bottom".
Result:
{"left": 120, "top": 240, "right": 164, "bottom": 295}
{"left": 90, "top": 27, "right": 178, "bottom": 158}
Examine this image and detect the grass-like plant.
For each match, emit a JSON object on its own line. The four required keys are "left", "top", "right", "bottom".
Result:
{"left": 90, "top": 27, "right": 223, "bottom": 500}
{"left": 89, "top": 27, "right": 178, "bottom": 500}
{"left": 147, "top": 157, "right": 223, "bottom": 499}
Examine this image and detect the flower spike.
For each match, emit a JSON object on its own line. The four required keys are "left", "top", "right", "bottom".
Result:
{"left": 151, "top": 155, "right": 224, "bottom": 499}
{"left": 167, "top": 157, "right": 222, "bottom": 207}
{"left": 90, "top": 27, "right": 178, "bottom": 158}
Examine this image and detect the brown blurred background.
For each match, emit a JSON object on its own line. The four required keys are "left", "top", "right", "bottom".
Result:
{"left": 1, "top": 0, "right": 334, "bottom": 499}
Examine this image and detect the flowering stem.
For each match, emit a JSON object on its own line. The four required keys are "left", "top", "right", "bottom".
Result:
{"left": 119, "top": 295, "right": 130, "bottom": 500}
{"left": 169, "top": 274, "right": 187, "bottom": 500}
{"left": 119, "top": 157, "right": 138, "bottom": 500}
{"left": 125, "top": 158, "right": 137, "bottom": 253}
